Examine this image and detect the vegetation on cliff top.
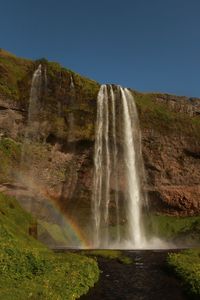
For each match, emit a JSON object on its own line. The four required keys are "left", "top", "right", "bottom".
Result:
{"left": 0, "top": 49, "right": 99, "bottom": 103}
{"left": 134, "top": 92, "right": 200, "bottom": 139}
{"left": 0, "top": 49, "right": 98, "bottom": 146}
{"left": 0, "top": 192, "right": 99, "bottom": 299}
{"left": 0, "top": 49, "right": 32, "bottom": 101}
{"left": 167, "top": 249, "right": 200, "bottom": 299}
{"left": 0, "top": 48, "right": 199, "bottom": 142}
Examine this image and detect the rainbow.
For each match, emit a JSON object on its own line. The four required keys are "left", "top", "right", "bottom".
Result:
{"left": 41, "top": 189, "right": 92, "bottom": 249}
{"left": 62, "top": 213, "right": 91, "bottom": 249}
{"left": 15, "top": 174, "right": 92, "bottom": 249}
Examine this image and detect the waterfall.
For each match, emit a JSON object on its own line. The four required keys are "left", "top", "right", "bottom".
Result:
{"left": 19, "top": 64, "right": 43, "bottom": 209}
{"left": 110, "top": 86, "right": 120, "bottom": 243}
{"left": 120, "top": 87, "right": 144, "bottom": 247}
{"left": 44, "top": 67, "right": 48, "bottom": 91}
{"left": 26, "top": 64, "right": 42, "bottom": 140}
{"left": 68, "top": 75, "right": 75, "bottom": 143}
{"left": 28, "top": 65, "right": 42, "bottom": 121}
{"left": 92, "top": 84, "right": 147, "bottom": 249}
{"left": 21, "top": 64, "right": 42, "bottom": 163}
{"left": 70, "top": 75, "right": 75, "bottom": 89}
{"left": 93, "top": 85, "right": 106, "bottom": 246}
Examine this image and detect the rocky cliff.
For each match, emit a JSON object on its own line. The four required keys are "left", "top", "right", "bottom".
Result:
{"left": 0, "top": 49, "right": 199, "bottom": 236}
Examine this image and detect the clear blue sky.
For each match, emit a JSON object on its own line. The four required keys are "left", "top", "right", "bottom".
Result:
{"left": 1, "top": 0, "right": 200, "bottom": 97}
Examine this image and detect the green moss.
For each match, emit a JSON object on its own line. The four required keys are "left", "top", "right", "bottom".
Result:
{"left": 38, "top": 220, "right": 77, "bottom": 246}
{"left": 134, "top": 92, "right": 200, "bottom": 139}
{"left": 0, "top": 251, "right": 99, "bottom": 300}
{"left": 134, "top": 93, "right": 174, "bottom": 131}
{"left": 82, "top": 250, "right": 133, "bottom": 264}
{"left": 0, "top": 137, "right": 21, "bottom": 157}
{"left": 0, "top": 193, "right": 99, "bottom": 299}
{"left": 0, "top": 50, "right": 95, "bottom": 118}
{"left": 0, "top": 192, "right": 42, "bottom": 249}
{"left": 0, "top": 49, "right": 32, "bottom": 101}
{"left": 0, "top": 137, "right": 21, "bottom": 182}
{"left": 41, "top": 59, "right": 98, "bottom": 142}
{"left": 192, "top": 116, "right": 200, "bottom": 125}
{"left": 167, "top": 249, "right": 200, "bottom": 299}
{"left": 2, "top": 49, "right": 199, "bottom": 144}
{"left": 72, "top": 72, "right": 100, "bottom": 100}
{"left": 46, "top": 60, "right": 99, "bottom": 98}
{"left": 144, "top": 214, "right": 200, "bottom": 243}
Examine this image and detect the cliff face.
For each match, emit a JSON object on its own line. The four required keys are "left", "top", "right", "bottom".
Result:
{"left": 133, "top": 92, "right": 200, "bottom": 216}
{"left": 0, "top": 49, "right": 199, "bottom": 232}
{"left": 143, "top": 133, "right": 200, "bottom": 215}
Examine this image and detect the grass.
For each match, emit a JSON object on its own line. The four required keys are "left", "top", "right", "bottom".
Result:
{"left": 82, "top": 250, "right": 133, "bottom": 265}
{"left": 46, "top": 60, "right": 99, "bottom": 101}
{"left": 167, "top": 249, "right": 200, "bottom": 299}
{"left": 134, "top": 92, "right": 200, "bottom": 140}
{"left": 0, "top": 137, "right": 21, "bottom": 158}
{"left": 0, "top": 137, "right": 21, "bottom": 182}
{"left": 37, "top": 220, "right": 83, "bottom": 247}
{"left": 0, "top": 48, "right": 99, "bottom": 114}
{"left": 144, "top": 214, "right": 200, "bottom": 245}
{"left": 0, "top": 49, "right": 32, "bottom": 101}
{"left": 0, "top": 192, "right": 99, "bottom": 299}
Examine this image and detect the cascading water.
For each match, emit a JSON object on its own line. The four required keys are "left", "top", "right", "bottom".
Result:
{"left": 92, "top": 84, "right": 147, "bottom": 249}
{"left": 68, "top": 75, "right": 75, "bottom": 143}
{"left": 110, "top": 86, "right": 120, "bottom": 243}
{"left": 20, "top": 64, "right": 42, "bottom": 163}
{"left": 19, "top": 64, "right": 43, "bottom": 210}
{"left": 16, "top": 67, "right": 168, "bottom": 249}
{"left": 120, "top": 87, "right": 144, "bottom": 247}
{"left": 26, "top": 64, "right": 42, "bottom": 140}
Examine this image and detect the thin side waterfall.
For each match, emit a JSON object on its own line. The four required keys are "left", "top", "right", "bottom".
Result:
{"left": 21, "top": 64, "right": 42, "bottom": 161}
{"left": 27, "top": 64, "right": 42, "bottom": 127}
{"left": 92, "top": 84, "right": 147, "bottom": 248}
{"left": 68, "top": 75, "right": 75, "bottom": 143}
{"left": 44, "top": 67, "right": 48, "bottom": 91}
{"left": 70, "top": 75, "right": 75, "bottom": 89}
{"left": 19, "top": 64, "right": 43, "bottom": 208}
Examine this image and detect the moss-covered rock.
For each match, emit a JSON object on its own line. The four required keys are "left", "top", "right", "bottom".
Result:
{"left": 167, "top": 249, "right": 200, "bottom": 299}
{"left": 0, "top": 192, "right": 99, "bottom": 299}
{"left": 0, "top": 49, "right": 33, "bottom": 103}
{"left": 133, "top": 91, "right": 200, "bottom": 140}
{"left": 144, "top": 214, "right": 200, "bottom": 246}
{"left": 0, "top": 137, "right": 21, "bottom": 182}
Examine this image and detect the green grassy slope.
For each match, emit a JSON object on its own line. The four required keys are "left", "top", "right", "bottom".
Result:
{"left": 134, "top": 92, "right": 200, "bottom": 140}
{"left": 81, "top": 250, "right": 133, "bottom": 264}
{"left": 0, "top": 137, "right": 21, "bottom": 182}
{"left": 167, "top": 249, "right": 200, "bottom": 299}
{"left": 0, "top": 49, "right": 32, "bottom": 101}
{"left": 0, "top": 193, "right": 99, "bottom": 300}
{"left": 145, "top": 214, "right": 200, "bottom": 245}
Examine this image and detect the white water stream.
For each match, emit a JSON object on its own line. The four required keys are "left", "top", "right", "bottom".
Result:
{"left": 92, "top": 85, "right": 147, "bottom": 248}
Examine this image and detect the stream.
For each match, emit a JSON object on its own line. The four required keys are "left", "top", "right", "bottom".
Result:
{"left": 80, "top": 250, "right": 188, "bottom": 300}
